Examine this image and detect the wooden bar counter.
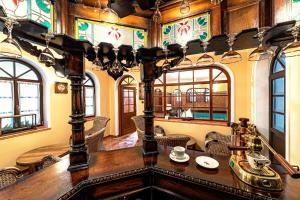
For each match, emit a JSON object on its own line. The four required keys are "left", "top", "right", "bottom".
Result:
{"left": 0, "top": 146, "right": 300, "bottom": 200}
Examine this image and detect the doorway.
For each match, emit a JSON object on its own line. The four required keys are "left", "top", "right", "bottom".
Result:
{"left": 118, "top": 75, "right": 137, "bottom": 136}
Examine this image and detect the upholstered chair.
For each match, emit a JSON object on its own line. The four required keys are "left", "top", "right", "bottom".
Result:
{"left": 85, "top": 117, "right": 110, "bottom": 152}
{"left": 41, "top": 155, "right": 62, "bottom": 169}
{"left": 155, "top": 136, "right": 190, "bottom": 148}
{"left": 0, "top": 167, "right": 22, "bottom": 189}
{"left": 204, "top": 131, "right": 232, "bottom": 156}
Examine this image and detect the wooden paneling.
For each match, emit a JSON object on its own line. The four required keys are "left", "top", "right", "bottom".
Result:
{"left": 224, "top": 0, "right": 273, "bottom": 34}
{"left": 225, "top": 0, "right": 260, "bottom": 33}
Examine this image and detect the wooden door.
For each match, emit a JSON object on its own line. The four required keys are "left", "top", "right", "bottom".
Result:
{"left": 119, "top": 76, "right": 137, "bottom": 136}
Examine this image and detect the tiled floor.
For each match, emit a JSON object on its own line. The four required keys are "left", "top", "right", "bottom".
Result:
{"left": 103, "top": 132, "right": 139, "bottom": 151}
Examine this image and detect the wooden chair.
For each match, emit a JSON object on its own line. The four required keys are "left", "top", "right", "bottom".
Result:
{"left": 155, "top": 135, "right": 190, "bottom": 148}
{"left": 131, "top": 115, "right": 166, "bottom": 146}
{"left": 85, "top": 117, "right": 110, "bottom": 152}
{"left": 41, "top": 155, "right": 62, "bottom": 169}
{"left": 204, "top": 131, "right": 232, "bottom": 156}
{"left": 0, "top": 167, "right": 22, "bottom": 189}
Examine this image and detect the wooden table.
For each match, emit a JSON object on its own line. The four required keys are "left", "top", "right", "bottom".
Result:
{"left": 16, "top": 144, "right": 69, "bottom": 173}
{"left": 169, "top": 134, "right": 197, "bottom": 150}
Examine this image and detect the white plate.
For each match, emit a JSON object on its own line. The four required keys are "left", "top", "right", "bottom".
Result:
{"left": 195, "top": 156, "right": 219, "bottom": 169}
{"left": 169, "top": 153, "right": 190, "bottom": 163}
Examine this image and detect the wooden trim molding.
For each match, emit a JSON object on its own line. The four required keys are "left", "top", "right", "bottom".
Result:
{"left": 0, "top": 126, "right": 50, "bottom": 140}
{"left": 226, "top": 0, "right": 260, "bottom": 12}
{"left": 154, "top": 118, "right": 228, "bottom": 126}
{"left": 57, "top": 166, "right": 271, "bottom": 200}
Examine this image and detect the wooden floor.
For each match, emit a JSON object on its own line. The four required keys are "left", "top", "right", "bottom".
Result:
{"left": 103, "top": 132, "right": 138, "bottom": 151}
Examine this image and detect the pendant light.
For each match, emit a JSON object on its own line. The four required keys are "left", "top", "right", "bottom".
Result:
{"left": 39, "top": 33, "right": 56, "bottom": 66}
{"left": 0, "top": 17, "right": 22, "bottom": 58}
{"left": 180, "top": 0, "right": 190, "bottom": 15}
{"left": 153, "top": 0, "right": 162, "bottom": 24}
{"left": 249, "top": 27, "right": 274, "bottom": 61}
{"left": 221, "top": 33, "right": 242, "bottom": 64}
{"left": 102, "top": 0, "right": 119, "bottom": 23}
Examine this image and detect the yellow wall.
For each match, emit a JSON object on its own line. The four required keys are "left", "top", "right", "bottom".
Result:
{"left": 286, "top": 56, "right": 300, "bottom": 166}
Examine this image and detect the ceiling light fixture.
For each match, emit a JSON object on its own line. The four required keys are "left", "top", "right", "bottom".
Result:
{"left": 180, "top": 0, "right": 190, "bottom": 15}
{"left": 0, "top": 17, "right": 22, "bottom": 58}
{"left": 221, "top": 33, "right": 242, "bottom": 64}
{"left": 102, "top": 0, "right": 119, "bottom": 23}
{"left": 153, "top": 0, "right": 162, "bottom": 23}
{"left": 249, "top": 27, "right": 273, "bottom": 61}
{"left": 211, "top": 0, "right": 223, "bottom": 5}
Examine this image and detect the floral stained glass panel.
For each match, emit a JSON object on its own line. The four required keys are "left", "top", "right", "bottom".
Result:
{"left": 76, "top": 18, "right": 147, "bottom": 49}
{"left": 291, "top": 0, "right": 300, "bottom": 20}
{"left": 162, "top": 12, "right": 211, "bottom": 47}
{"left": 0, "top": 0, "right": 53, "bottom": 30}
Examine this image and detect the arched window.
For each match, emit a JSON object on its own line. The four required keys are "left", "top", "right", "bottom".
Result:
{"left": 83, "top": 73, "right": 96, "bottom": 117}
{"left": 0, "top": 59, "right": 43, "bottom": 134}
{"left": 270, "top": 52, "right": 286, "bottom": 157}
{"left": 154, "top": 66, "right": 230, "bottom": 122}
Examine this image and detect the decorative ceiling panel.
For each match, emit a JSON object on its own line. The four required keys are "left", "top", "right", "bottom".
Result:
{"left": 0, "top": 0, "right": 53, "bottom": 31}
{"left": 162, "top": 12, "right": 211, "bottom": 47}
{"left": 76, "top": 18, "right": 147, "bottom": 49}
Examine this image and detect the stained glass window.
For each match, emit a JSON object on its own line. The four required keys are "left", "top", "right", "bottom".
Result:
{"left": 291, "top": 0, "right": 300, "bottom": 20}
{"left": 162, "top": 12, "right": 211, "bottom": 47}
{"left": 0, "top": 0, "right": 54, "bottom": 30}
{"left": 76, "top": 18, "right": 147, "bottom": 49}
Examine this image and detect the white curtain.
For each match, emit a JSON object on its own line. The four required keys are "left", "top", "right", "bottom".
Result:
{"left": 85, "top": 87, "right": 95, "bottom": 116}
{"left": 0, "top": 80, "right": 14, "bottom": 129}
{"left": 18, "top": 81, "right": 41, "bottom": 125}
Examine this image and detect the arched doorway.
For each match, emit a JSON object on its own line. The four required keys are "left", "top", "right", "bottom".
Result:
{"left": 118, "top": 75, "right": 137, "bottom": 136}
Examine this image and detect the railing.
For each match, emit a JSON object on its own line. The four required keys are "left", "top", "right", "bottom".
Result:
{"left": 0, "top": 114, "right": 37, "bottom": 136}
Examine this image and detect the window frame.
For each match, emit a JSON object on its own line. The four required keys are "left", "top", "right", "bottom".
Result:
{"left": 154, "top": 65, "right": 231, "bottom": 122}
{"left": 83, "top": 73, "right": 96, "bottom": 118}
{"left": 270, "top": 52, "right": 286, "bottom": 134}
{"left": 0, "top": 58, "right": 44, "bottom": 135}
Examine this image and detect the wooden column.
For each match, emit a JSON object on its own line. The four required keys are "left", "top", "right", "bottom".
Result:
{"left": 65, "top": 52, "right": 89, "bottom": 171}
{"left": 141, "top": 60, "right": 159, "bottom": 156}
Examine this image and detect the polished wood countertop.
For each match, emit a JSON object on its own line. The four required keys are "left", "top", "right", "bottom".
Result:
{"left": 0, "top": 147, "right": 300, "bottom": 200}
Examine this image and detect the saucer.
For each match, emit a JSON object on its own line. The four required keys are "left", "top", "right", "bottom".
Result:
{"left": 195, "top": 156, "right": 219, "bottom": 169}
{"left": 169, "top": 153, "right": 190, "bottom": 163}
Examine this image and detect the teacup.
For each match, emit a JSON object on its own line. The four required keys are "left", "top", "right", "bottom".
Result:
{"left": 171, "top": 146, "right": 186, "bottom": 160}
{"left": 246, "top": 152, "right": 271, "bottom": 170}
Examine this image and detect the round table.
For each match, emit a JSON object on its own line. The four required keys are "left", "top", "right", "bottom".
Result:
{"left": 16, "top": 144, "right": 69, "bottom": 173}
{"left": 169, "top": 134, "right": 197, "bottom": 150}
